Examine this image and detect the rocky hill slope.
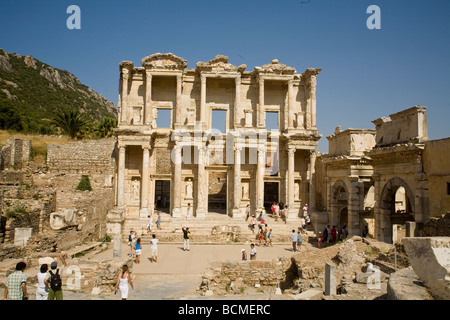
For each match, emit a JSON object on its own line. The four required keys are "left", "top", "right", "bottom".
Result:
{"left": 0, "top": 49, "right": 117, "bottom": 134}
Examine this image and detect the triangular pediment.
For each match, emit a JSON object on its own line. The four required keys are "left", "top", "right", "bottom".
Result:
{"left": 196, "top": 55, "right": 246, "bottom": 73}
{"left": 141, "top": 53, "right": 187, "bottom": 70}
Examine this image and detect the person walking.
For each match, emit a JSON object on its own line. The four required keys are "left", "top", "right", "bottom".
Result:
{"left": 331, "top": 225, "right": 337, "bottom": 243}
{"left": 48, "top": 261, "right": 63, "bottom": 300}
{"left": 147, "top": 215, "right": 153, "bottom": 233}
{"left": 128, "top": 230, "right": 136, "bottom": 257}
{"left": 150, "top": 234, "right": 158, "bottom": 263}
{"left": 250, "top": 243, "right": 257, "bottom": 260}
{"left": 297, "top": 230, "right": 303, "bottom": 251}
{"left": 4, "top": 262, "right": 28, "bottom": 300}
{"left": 291, "top": 230, "right": 298, "bottom": 252}
{"left": 36, "top": 264, "right": 49, "bottom": 300}
{"left": 182, "top": 227, "right": 191, "bottom": 251}
{"left": 115, "top": 264, "right": 134, "bottom": 300}
{"left": 245, "top": 204, "right": 250, "bottom": 221}
{"left": 268, "top": 229, "right": 273, "bottom": 247}
{"left": 186, "top": 203, "right": 192, "bottom": 221}
{"left": 326, "top": 225, "right": 331, "bottom": 244}
{"left": 156, "top": 212, "right": 162, "bottom": 230}
{"left": 135, "top": 238, "right": 142, "bottom": 264}
{"left": 318, "top": 231, "right": 323, "bottom": 249}
{"left": 241, "top": 249, "right": 247, "bottom": 261}
{"left": 250, "top": 215, "right": 256, "bottom": 234}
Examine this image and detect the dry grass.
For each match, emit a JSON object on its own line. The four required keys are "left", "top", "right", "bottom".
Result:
{"left": 0, "top": 130, "right": 72, "bottom": 160}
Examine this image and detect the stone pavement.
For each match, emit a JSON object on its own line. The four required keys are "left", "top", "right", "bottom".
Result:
{"left": 86, "top": 242, "right": 301, "bottom": 300}
{"left": 0, "top": 242, "right": 303, "bottom": 300}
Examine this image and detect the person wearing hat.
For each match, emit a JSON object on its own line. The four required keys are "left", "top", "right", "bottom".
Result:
{"left": 47, "top": 261, "right": 63, "bottom": 300}
{"left": 241, "top": 249, "right": 247, "bottom": 261}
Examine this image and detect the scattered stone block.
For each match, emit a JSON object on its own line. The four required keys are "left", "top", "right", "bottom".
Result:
{"left": 387, "top": 267, "right": 432, "bottom": 300}
{"left": 402, "top": 237, "right": 450, "bottom": 300}
{"left": 325, "top": 262, "right": 336, "bottom": 296}
{"left": 291, "top": 289, "right": 323, "bottom": 300}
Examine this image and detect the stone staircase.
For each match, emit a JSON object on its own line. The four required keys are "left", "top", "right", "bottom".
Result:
{"left": 121, "top": 211, "right": 316, "bottom": 245}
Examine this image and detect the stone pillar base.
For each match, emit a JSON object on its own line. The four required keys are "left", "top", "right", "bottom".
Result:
{"left": 196, "top": 209, "right": 206, "bottom": 220}
{"left": 172, "top": 208, "right": 182, "bottom": 218}
{"left": 139, "top": 208, "right": 150, "bottom": 218}
{"left": 286, "top": 208, "right": 299, "bottom": 222}
{"left": 231, "top": 209, "right": 243, "bottom": 219}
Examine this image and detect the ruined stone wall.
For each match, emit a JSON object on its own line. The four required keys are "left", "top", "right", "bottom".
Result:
{"left": 199, "top": 258, "right": 291, "bottom": 295}
{"left": 423, "top": 138, "right": 450, "bottom": 218}
{"left": 372, "top": 106, "right": 428, "bottom": 147}
{"left": 0, "top": 138, "right": 32, "bottom": 170}
{"left": 46, "top": 138, "right": 117, "bottom": 243}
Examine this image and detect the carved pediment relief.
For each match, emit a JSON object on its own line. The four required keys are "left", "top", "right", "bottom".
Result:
{"left": 141, "top": 53, "right": 187, "bottom": 70}
{"left": 255, "top": 59, "right": 296, "bottom": 75}
{"left": 196, "top": 55, "right": 246, "bottom": 73}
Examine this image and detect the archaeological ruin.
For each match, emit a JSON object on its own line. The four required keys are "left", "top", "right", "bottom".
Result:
{"left": 0, "top": 53, "right": 449, "bottom": 300}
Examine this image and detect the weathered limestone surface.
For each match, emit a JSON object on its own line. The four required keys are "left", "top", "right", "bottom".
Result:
{"left": 402, "top": 237, "right": 450, "bottom": 300}
{"left": 387, "top": 267, "right": 432, "bottom": 300}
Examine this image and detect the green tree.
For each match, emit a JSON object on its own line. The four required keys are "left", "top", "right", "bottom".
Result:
{"left": 94, "top": 117, "right": 117, "bottom": 138}
{"left": 76, "top": 175, "right": 92, "bottom": 191}
{"left": 52, "top": 109, "right": 90, "bottom": 139}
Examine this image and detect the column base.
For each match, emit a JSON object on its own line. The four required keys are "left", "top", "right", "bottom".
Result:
{"left": 195, "top": 208, "right": 206, "bottom": 219}
{"left": 139, "top": 208, "right": 150, "bottom": 218}
{"left": 286, "top": 208, "right": 299, "bottom": 222}
{"left": 231, "top": 208, "right": 243, "bottom": 219}
{"left": 171, "top": 208, "right": 182, "bottom": 218}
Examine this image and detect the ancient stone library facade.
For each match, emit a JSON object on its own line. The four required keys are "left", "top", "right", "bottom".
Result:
{"left": 110, "top": 53, "right": 321, "bottom": 225}
{"left": 105, "top": 52, "right": 449, "bottom": 244}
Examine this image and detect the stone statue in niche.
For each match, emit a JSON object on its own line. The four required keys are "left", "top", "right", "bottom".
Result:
{"left": 132, "top": 179, "right": 140, "bottom": 199}
{"left": 296, "top": 112, "right": 304, "bottom": 129}
{"left": 295, "top": 182, "right": 300, "bottom": 200}
{"left": 242, "top": 183, "right": 249, "bottom": 199}
{"left": 185, "top": 179, "right": 193, "bottom": 199}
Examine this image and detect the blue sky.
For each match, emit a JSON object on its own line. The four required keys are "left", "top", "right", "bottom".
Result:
{"left": 1, "top": 0, "right": 449, "bottom": 152}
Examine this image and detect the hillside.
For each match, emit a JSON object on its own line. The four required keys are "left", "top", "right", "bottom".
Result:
{"left": 0, "top": 48, "right": 117, "bottom": 134}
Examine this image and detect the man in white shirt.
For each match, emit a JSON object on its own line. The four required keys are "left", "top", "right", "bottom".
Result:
{"left": 291, "top": 230, "right": 298, "bottom": 252}
{"left": 250, "top": 243, "right": 257, "bottom": 260}
{"left": 302, "top": 204, "right": 309, "bottom": 217}
{"left": 150, "top": 234, "right": 158, "bottom": 263}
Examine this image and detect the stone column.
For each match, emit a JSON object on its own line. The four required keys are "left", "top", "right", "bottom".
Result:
{"left": 172, "top": 145, "right": 182, "bottom": 218}
{"left": 256, "top": 146, "right": 265, "bottom": 210}
{"left": 309, "top": 150, "right": 317, "bottom": 211}
{"left": 175, "top": 74, "right": 183, "bottom": 127}
{"left": 196, "top": 146, "right": 206, "bottom": 219}
{"left": 117, "top": 146, "right": 126, "bottom": 208}
{"left": 258, "top": 77, "right": 265, "bottom": 128}
{"left": 121, "top": 70, "right": 129, "bottom": 124}
{"left": 140, "top": 146, "right": 150, "bottom": 218}
{"left": 234, "top": 76, "right": 241, "bottom": 128}
{"left": 288, "top": 79, "right": 294, "bottom": 129}
{"left": 144, "top": 71, "right": 152, "bottom": 125}
{"left": 348, "top": 178, "right": 363, "bottom": 237}
{"left": 309, "top": 76, "right": 317, "bottom": 128}
{"left": 287, "top": 147, "right": 297, "bottom": 221}
{"left": 232, "top": 146, "right": 242, "bottom": 218}
{"left": 200, "top": 75, "right": 207, "bottom": 128}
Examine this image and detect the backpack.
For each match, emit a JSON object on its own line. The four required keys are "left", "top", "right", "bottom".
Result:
{"left": 129, "top": 234, "right": 132, "bottom": 242}
{"left": 49, "top": 269, "right": 62, "bottom": 291}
